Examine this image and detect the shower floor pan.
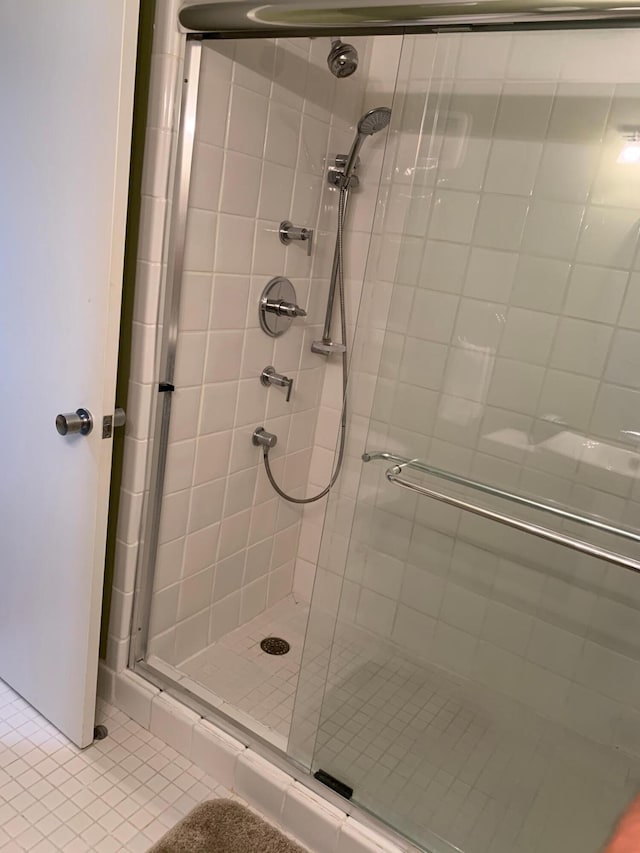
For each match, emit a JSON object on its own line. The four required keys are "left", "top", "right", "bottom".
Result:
{"left": 311, "top": 641, "right": 638, "bottom": 853}
{"left": 176, "top": 596, "right": 309, "bottom": 748}
{"left": 150, "top": 597, "right": 639, "bottom": 853}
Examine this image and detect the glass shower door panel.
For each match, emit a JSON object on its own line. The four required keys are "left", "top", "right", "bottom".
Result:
{"left": 306, "top": 26, "right": 640, "bottom": 853}
{"left": 311, "top": 511, "right": 640, "bottom": 853}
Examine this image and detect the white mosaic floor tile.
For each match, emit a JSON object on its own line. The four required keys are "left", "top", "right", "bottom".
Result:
{"left": 0, "top": 680, "right": 231, "bottom": 851}
{"left": 179, "top": 595, "right": 309, "bottom": 741}
{"left": 313, "top": 640, "right": 640, "bottom": 853}
{"left": 153, "top": 594, "right": 640, "bottom": 853}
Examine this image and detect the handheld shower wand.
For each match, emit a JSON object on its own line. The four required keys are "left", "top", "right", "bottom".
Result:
{"left": 259, "top": 107, "right": 392, "bottom": 505}
{"left": 342, "top": 106, "right": 392, "bottom": 187}
{"left": 312, "top": 107, "right": 393, "bottom": 356}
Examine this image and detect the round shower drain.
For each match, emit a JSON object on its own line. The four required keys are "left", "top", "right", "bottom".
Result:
{"left": 260, "top": 637, "right": 290, "bottom": 655}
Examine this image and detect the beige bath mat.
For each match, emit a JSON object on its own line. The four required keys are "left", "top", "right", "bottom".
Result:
{"left": 148, "top": 799, "right": 307, "bottom": 853}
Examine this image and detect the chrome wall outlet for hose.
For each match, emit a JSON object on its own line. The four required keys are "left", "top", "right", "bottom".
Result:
{"left": 252, "top": 427, "right": 278, "bottom": 449}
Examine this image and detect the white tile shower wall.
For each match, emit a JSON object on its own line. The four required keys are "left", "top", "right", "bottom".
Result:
{"left": 296, "top": 29, "right": 640, "bottom": 762}
{"left": 141, "top": 33, "right": 385, "bottom": 666}
{"left": 102, "top": 0, "right": 384, "bottom": 708}
{"left": 289, "top": 36, "right": 409, "bottom": 764}
{"left": 104, "top": 7, "right": 424, "bottom": 853}
{"left": 296, "top": 36, "right": 404, "bottom": 596}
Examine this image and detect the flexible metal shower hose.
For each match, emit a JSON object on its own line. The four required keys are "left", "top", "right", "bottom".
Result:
{"left": 263, "top": 186, "right": 349, "bottom": 503}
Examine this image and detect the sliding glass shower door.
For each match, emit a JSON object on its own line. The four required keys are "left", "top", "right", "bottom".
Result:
{"left": 292, "top": 27, "right": 640, "bottom": 853}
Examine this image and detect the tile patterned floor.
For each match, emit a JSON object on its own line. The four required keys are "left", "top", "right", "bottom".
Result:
{"left": 314, "top": 641, "right": 639, "bottom": 853}
{"left": 154, "top": 595, "right": 639, "bottom": 853}
{"left": 0, "top": 680, "right": 231, "bottom": 852}
{"left": 179, "top": 596, "right": 309, "bottom": 743}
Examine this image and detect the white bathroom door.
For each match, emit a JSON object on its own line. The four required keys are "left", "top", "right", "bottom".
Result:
{"left": 0, "top": 2, "right": 139, "bottom": 747}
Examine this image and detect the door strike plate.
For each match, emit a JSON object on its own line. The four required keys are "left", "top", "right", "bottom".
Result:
{"left": 102, "top": 408, "right": 126, "bottom": 439}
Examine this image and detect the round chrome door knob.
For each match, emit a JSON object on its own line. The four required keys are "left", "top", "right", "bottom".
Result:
{"left": 55, "top": 408, "right": 93, "bottom": 436}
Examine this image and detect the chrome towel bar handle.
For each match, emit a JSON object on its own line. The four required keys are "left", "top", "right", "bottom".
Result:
{"left": 362, "top": 450, "right": 640, "bottom": 546}
{"left": 383, "top": 463, "right": 640, "bottom": 576}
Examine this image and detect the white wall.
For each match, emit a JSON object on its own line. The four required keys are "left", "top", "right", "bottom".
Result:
{"left": 294, "top": 27, "right": 640, "bottom": 761}
{"left": 294, "top": 36, "right": 402, "bottom": 600}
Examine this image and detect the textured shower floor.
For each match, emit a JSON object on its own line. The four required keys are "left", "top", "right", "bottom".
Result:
{"left": 311, "top": 643, "right": 639, "bottom": 853}
{"left": 170, "top": 596, "right": 639, "bottom": 853}
{"left": 178, "top": 596, "right": 309, "bottom": 747}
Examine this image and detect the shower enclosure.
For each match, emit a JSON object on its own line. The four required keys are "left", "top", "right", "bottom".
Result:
{"left": 131, "top": 12, "right": 640, "bottom": 853}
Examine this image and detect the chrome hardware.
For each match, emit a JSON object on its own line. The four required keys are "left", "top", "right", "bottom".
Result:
{"left": 56, "top": 408, "right": 93, "bottom": 437}
{"left": 102, "top": 407, "right": 127, "bottom": 439}
{"left": 387, "top": 462, "right": 640, "bottom": 576}
{"left": 260, "top": 366, "right": 294, "bottom": 402}
{"left": 327, "top": 154, "right": 360, "bottom": 190}
{"left": 259, "top": 276, "right": 307, "bottom": 338}
{"left": 363, "top": 450, "right": 640, "bottom": 576}
{"left": 114, "top": 408, "right": 126, "bottom": 429}
{"left": 279, "top": 220, "right": 314, "bottom": 257}
{"left": 362, "top": 451, "right": 640, "bottom": 544}
{"left": 252, "top": 427, "right": 278, "bottom": 449}
{"left": 335, "top": 153, "right": 360, "bottom": 172}
{"left": 264, "top": 300, "right": 307, "bottom": 318}
{"left": 327, "top": 38, "right": 359, "bottom": 78}
{"left": 311, "top": 340, "right": 347, "bottom": 355}
{"left": 328, "top": 166, "right": 359, "bottom": 190}
{"left": 180, "top": 2, "right": 640, "bottom": 36}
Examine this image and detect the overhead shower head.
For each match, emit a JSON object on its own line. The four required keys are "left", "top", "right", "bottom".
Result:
{"left": 357, "top": 106, "right": 392, "bottom": 136}
{"left": 327, "top": 38, "right": 359, "bottom": 78}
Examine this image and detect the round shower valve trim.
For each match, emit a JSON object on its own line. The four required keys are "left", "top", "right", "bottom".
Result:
{"left": 259, "top": 276, "right": 306, "bottom": 338}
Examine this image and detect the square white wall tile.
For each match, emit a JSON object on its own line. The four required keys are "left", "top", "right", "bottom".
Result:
{"left": 220, "top": 151, "right": 262, "bottom": 217}
{"left": 550, "top": 318, "right": 613, "bottom": 378}
{"left": 485, "top": 140, "right": 542, "bottom": 197}
{"left": 463, "top": 248, "right": 517, "bottom": 303}
{"left": 511, "top": 255, "right": 570, "bottom": 313}
{"left": 605, "top": 329, "right": 640, "bottom": 389}
{"left": 577, "top": 206, "right": 640, "bottom": 268}
{"left": 428, "top": 190, "right": 479, "bottom": 244}
{"left": 522, "top": 199, "right": 584, "bottom": 260}
{"left": 500, "top": 308, "right": 557, "bottom": 365}
{"left": 227, "top": 85, "right": 269, "bottom": 158}
{"left": 564, "top": 265, "right": 627, "bottom": 323}
{"left": 474, "top": 194, "right": 529, "bottom": 250}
